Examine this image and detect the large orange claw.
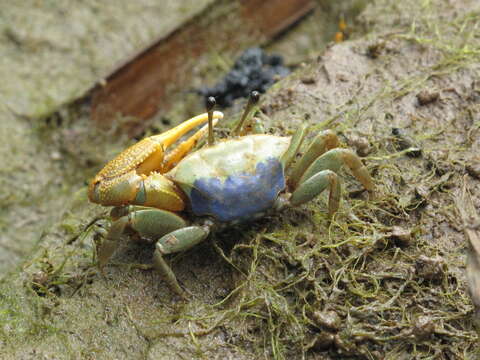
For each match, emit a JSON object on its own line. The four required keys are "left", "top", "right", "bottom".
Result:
{"left": 88, "top": 111, "right": 223, "bottom": 209}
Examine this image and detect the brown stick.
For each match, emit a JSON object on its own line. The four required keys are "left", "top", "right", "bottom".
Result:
{"left": 91, "top": 0, "right": 314, "bottom": 136}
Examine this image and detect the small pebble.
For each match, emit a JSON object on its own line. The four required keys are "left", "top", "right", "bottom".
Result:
{"left": 415, "top": 255, "right": 445, "bottom": 280}
{"left": 391, "top": 226, "right": 412, "bottom": 247}
{"left": 50, "top": 151, "right": 62, "bottom": 160}
{"left": 412, "top": 316, "right": 435, "bottom": 340}
{"left": 347, "top": 135, "right": 371, "bottom": 157}
{"left": 312, "top": 310, "right": 341, "bottom": 331}
{"left": 466, "top": 163, "right": 480, "bottom": 179}
{"left": 416, "top": 90, "right": 439, "bottom": 106}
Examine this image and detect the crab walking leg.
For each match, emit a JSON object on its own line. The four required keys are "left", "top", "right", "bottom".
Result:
{"left": 280, "top": 124, "right": 307, "bottom": 169}
{"left": 232, "top": 91, "right": 260, "bottom": 136}
{"left": 289, "top": 148, "right": 374, "bottom": 217}
{"left": 298, "top": 148, "right": 374, "bottom": 192}
{"left": 290, "top": 170, "right": 341, "bottom": 217}
{"left": 153, "top": 226, "right": 210, "bottom": 296}
{"left": 288, "top": 130, "right": 340, "bottom": 188}
{"left": 97, "top": 207, "right": 187, "bottom": 268}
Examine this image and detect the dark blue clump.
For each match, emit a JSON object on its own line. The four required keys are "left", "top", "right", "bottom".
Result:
{"left": 198, "top": 47, "right": 290, "bottom": 107}
{"left": 190, "top": 158, "right": 286, "bottom": 222}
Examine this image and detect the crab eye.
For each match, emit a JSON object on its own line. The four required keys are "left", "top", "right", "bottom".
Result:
{"left": 206, "top": 96, "right": 216, "bottom": 146}
{"left": 250, "top": 91, "right": 260, "bottom": 104}
{"left": 206, "top": 96, "right": 216, "bottom": 111}
{"left": 232, "top": 91, "right": 261, "bottom": 136}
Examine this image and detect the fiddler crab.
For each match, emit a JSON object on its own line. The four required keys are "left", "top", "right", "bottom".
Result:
{"left": 88, "top": 92, "right": 374, "bottom": 297}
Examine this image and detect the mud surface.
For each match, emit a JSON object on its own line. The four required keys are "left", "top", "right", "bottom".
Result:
{"left": 0, "top": 0, "right": 479, "bottom": 359}
{"left": 0, "top": 0, "right": 213, "bottom": 118}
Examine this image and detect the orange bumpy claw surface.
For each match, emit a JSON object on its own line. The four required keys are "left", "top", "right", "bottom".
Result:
{"left": 88, "top": 111, "right": 224, "bottom": 209}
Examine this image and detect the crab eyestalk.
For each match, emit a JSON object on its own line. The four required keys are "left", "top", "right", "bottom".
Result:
{"left": 206, "top": 96, "right": 216, "bottom": 146}
{"left": 232, "top": 91, "right": 260, "bottom": 136}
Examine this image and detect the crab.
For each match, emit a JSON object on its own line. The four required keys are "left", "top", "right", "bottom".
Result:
{"left": 88, "top": 93, "right": 374, "bottom": 297}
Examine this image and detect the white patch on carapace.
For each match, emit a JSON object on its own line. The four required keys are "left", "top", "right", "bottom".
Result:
{"left": 167, "top": 135, "right": 291, "bottom": 192}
